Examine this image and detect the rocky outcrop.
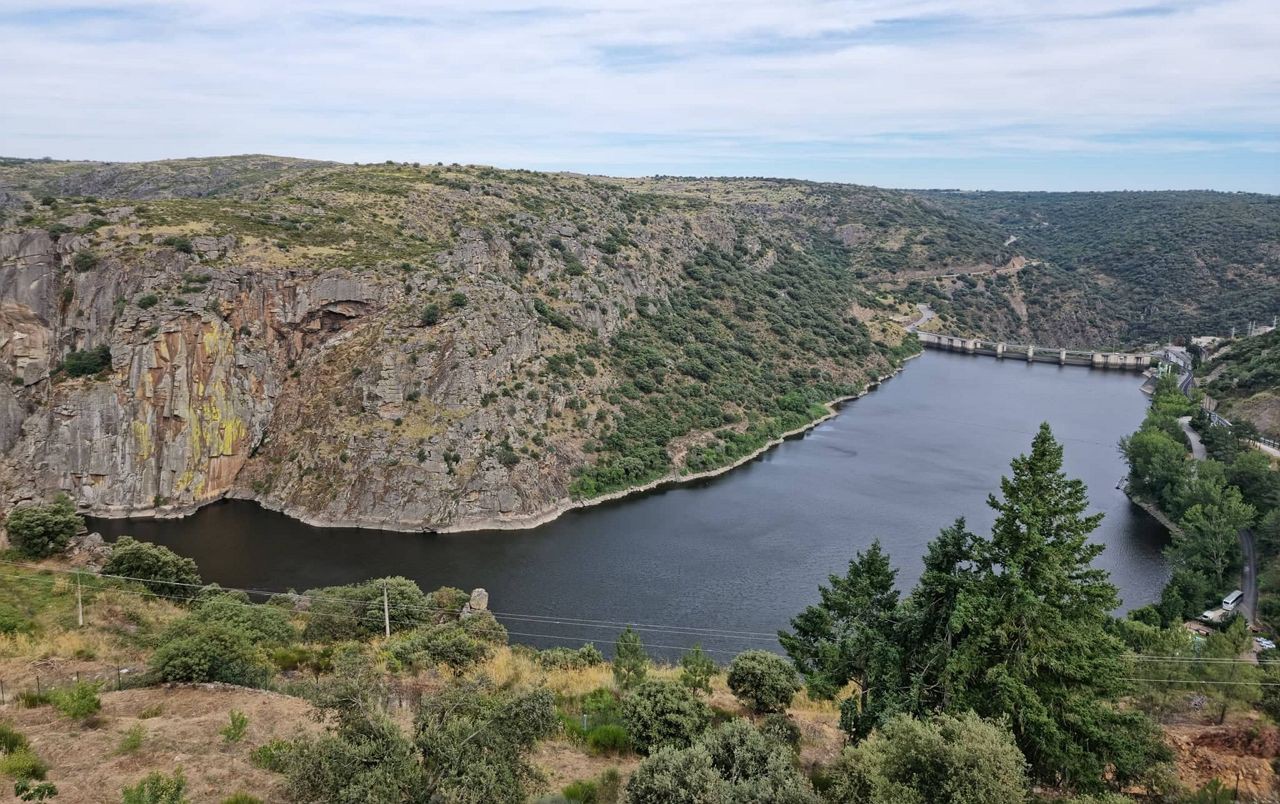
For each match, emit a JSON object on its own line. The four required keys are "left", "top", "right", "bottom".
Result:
{"left": 0, "top": 158, "right": 994, "bottom": 531}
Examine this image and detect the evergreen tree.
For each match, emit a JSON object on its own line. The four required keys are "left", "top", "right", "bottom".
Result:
{"left": 613, "top": 627, "right": 649, "bottom": 690}
{"left": 778, "top": 540, "right": 900, "bottom": 736}
{"left": 945, "top": 423, "right": 1169, "bottom": 791}
{"left": 678, "top": 645, "right": 715, "bottom": 695}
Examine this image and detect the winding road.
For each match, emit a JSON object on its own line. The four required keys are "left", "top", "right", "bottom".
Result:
{"left": 1179, "top": 416, "right": 1258, "bottom": 624}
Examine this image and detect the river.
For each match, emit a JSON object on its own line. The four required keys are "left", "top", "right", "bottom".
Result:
{"left": 89, "top": 350, "right": 1169, "bottom": 659}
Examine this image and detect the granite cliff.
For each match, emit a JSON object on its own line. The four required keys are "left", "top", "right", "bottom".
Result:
{"left": 0, "top": 157, "right": 1009, "bottom": 530}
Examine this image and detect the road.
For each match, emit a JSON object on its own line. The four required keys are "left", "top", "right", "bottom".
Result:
{"left": 905, "top": 303, "right": 935, "bottom": 333}
{"left": 1179, "top": 416, "right": 1258, "bottom": 624}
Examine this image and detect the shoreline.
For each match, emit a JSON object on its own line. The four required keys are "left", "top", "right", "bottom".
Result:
{"left": 84, "top": 353, "right": 920, "bottom": 536}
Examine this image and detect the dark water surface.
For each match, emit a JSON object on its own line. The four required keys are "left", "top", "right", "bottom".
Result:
{"left": 90, "top": 351, "right": 1168, "bottom": 658}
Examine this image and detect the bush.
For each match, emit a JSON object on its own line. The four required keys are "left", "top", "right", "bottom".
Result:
{"left": 621, "top": 681, "right": 712, "bottom": 754}
{"left": 563, "top": 768, "right": 622, "bottom": 803}
{"left": 60, "top": 343, "right": 112, "bottom": 378}
{"left": 726, "top": 650, "right": 800, "bottom": 714}
{"left": 420, "top": 303, "right": 441, "bottom": 326}
{"left": 160, "top": 236, "right": 194, "bottom": 254}
{"left": 117, "top": 724, "right": 144, "bottom": 755}
{"left": 121, "top": 770, "right": 187, "bottom": 804}
{"left": 301, "top": 577, "right": 431, "bottom": 642}
{"left": 221, "top": 710, "right": 248, "bottom": 743}
{"left": 51, "top": 681, "right": 101, "bottom": 722}
{"left": 822, "top": 712, "right": 1028, "bottom": 804}
{"left": 249, "top": 739, "right": 292, "bottom": 773}
{"left": 449, "top": 292, "right": 468, "bottom": 308}
{"left": 190, "top": 593, "right": 296, "bottom": 646}
{"left": 626, "top": 720, "right": 817, "bottom": 803}
{"left": 5, "top": 495, "right": 81, "bottom": 558}
{"left": 72, "top": 251, "right": 99, "bottom": 272}
{"left": 387, "top": 623, "right": 489, "bottom": 673}
{"left": 220, "top": 795, "right": 262, "bottom": 804}
{"left": 13, "top": 779, "right": 58, "bottom": 802}
{"left": 103, "top": 537, "right": 202, "bottom": 598}
{"left": 0, "top": 722, "right": 27, "bottom": 754}
{"left": 149, "top": 622, "right": 271, "bottom": 687}
{"left": 537, "top": 644, "right": 603, "bottom": 670}
{"left": 758, "top": 713, "right": 800, "bottom": 751}
{"left": 136, "top": 294, "right": 159, "bottom": 309}
{"left": 460, "top": 610, "right": 508, "bottom": 644}
{"left": 586, "top": 724, "right": 630, "bottom": 755}
{"left": 0, "top": 749, "right": 47, "bottom": 782}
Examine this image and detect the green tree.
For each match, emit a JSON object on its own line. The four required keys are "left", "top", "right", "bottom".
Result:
{"left": 678, "top": 645, "right": 716, "bottom": 695}
{"left": 1199, "top": 618, "right": 1262, "bottom": 725}
{"left": 778, "top": 540, "right": 899, "bottom": 704}
{"left": 149, "top": 622, "right": 271, "bottom": 687}
{"left": 621, "top": 681, "right": 712, "bottom": 754}
{"left": 415, "top": 680, "right": 558, "bottom": 804}
{"left": 822, "top": 711, "right": 1027, "bottom": 804}
{"left": 5, "top": 496, "right": 81, "bottom": 558}
{"left": 613, "top": 627, "right": 648, "bottom": 690}
{"left": 943, "top": 424, "right": 1170, "bottom": 791}
{"left": 726, "top": 650, "right": 801, "bottom": 714}
{"left": 103, "top": 537, "right": 202, "bottom": 599}
{"left": 1173, "top": 489, "right": 1253, "bottom": 589}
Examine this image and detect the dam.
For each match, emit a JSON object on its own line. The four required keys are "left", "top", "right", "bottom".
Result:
{"left": 915, "top": 331, "right": 1154, "bottom": 370}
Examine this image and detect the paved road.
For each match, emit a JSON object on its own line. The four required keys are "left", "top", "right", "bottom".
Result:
{"left": 905, "top": 303, "right": 935, "bottom": 333}
{"left": 1179, "top": 416, "right": 1258, "bottom": 623}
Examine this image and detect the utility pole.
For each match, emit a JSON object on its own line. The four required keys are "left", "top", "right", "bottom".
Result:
{"left": 75, "top": 571, "right": 84, "bottom": 628}
{"left": 382, "top": 581, "right": 391, "bottom": 639}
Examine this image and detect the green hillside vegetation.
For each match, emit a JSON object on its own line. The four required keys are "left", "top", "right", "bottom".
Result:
{"left": 916, "top": 190, "right": 1280, "bottom": 347}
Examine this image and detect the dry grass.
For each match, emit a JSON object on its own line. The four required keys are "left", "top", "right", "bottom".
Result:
{"left": 1, "top": 684, "right": 318, "bottom": 803}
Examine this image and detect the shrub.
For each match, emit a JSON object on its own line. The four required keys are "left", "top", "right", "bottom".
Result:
{"left": 51, "top": 681, "right": 101, "bottom": 723}
{"left": 190, "top": 593, "right": 296, "bottom": 646}
{"left": 301, "top": 577, "right": 430, "bottom": 642}
{"left": 5, "top": 495, "right": 81, "bottom": 558}
{"left": 678, "top": 645, "right": 715, "bottom": 695}
{"left": 621, "top": 681, "right": 712, "bottom": 755}
{"left": 387, "top": 623, "right": 488, "bottom": 673}
{"left": 537, "top": 644, "right": 603, "bottom": 670}
{"left": 0, "top": 749, "right": 48, "bottom": 782}
{"left": 823, "top": 712, "right": 1028, "bottom": 804}
{"left": 249, "top": 740, "right": 292, "bottom": 773}
{"left": 149, "top": 622, "right": 271, "bottom": 687}
{"left": 72, "top": 251, "right": 99, "bottom": 272}
{"left": 586, "top": 724, "right": 630, "bottom": 755}
{"left": 221, "top": 710, "right": 249, "bottom": 743}
{"left": 220, "top": 795, "right": 263, "bottom": 804}
{"left": 121, "top": 770, "right": 187, "bottom": 804}
{"left": 420, "top": 303, "right": 441, "bottom": 326}
{"left": 136, "top": 294, "right": 159, "bottom": 309}
{"left": 449, "top": 292, "right": 468, "bottom": 308}
{"left": 563, "top": 768, "right": 622, "bottom": 803}
{"left": 13, "top": 779, "right": 58, "bottom": 802}
{"left": 15, "top": 692, "right": 50, "bottom": 709}
{"left": 460, "top": 610, "right": 508, "bottom": 644}
{"left": 138, "top": 704, "right": 163, "bottom": 719}
{"left": 726, "top": 650, "right": 800, "bottom": 714}
{"left": 758, "top": 713, "right": 800, "bottom": 751}
{"left": 0, "top": 723, "right": 27, "bottom": 754}
{"left": 61, "top": 344, "right": 112, "bottom": 377}
{"left": 613, "top": 627, "right": 648, "bottom": 690}
{"left": 103, "top": 537, "right": 202, "bottom": 598}
{"left": 626, "top": 720, "right": 817, "bottom": 803}
{"left": 160, "top": 236, "right": 194, "bottom": 254}
{"left": 117, "top": 724, "right": 145, "bottom": 755}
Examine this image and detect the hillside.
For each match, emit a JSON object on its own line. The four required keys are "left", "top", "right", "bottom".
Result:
{"left": 909, "top": 190, "right": 1280, "bottom": 348}
{"left": 1199, "top": 329, "right": 1280, "bottom": 438}
{"left": 0, "top": 157, "right": 1007, "bottom": 531}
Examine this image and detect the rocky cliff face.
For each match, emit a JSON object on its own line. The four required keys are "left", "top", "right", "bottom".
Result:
{"left": 0, "top": 158, "right": 1007, "bottom": 531}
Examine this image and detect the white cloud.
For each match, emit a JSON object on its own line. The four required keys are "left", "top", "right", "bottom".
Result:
{"left": 0, "top": 0, "right": 1275, "bottom": 188}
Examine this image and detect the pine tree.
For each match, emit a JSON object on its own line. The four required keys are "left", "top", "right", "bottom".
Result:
{"left": 946, "top": 423, "right": 1169, "bottom": 791}
{"left": 613, "top": 627, "right": 649, "bottom": 690}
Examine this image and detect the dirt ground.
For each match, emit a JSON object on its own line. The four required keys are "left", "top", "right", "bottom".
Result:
{"left": 1, "top": 684, "right": 318, "bottom": 803}
{"left": 1165, "top": 720, "right": 1279, "bottom": 802}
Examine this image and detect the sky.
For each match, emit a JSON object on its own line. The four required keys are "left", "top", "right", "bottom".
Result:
{"left": 0, "top": 0, "right": 1276, "bottom": 191}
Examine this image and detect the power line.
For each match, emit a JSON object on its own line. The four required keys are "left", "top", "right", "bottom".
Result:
{"left": 0, "top": 558, "right": 782, "bottom": 645}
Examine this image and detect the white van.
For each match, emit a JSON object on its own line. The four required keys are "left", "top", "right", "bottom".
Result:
{"left": 1222, "top": 590, "right": 1244, "bottom": 612}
